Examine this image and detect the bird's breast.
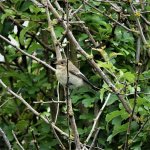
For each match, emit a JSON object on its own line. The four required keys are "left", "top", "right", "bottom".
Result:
{"left": 56, "top": 68, "right": 84, "bottom": 88}
{"left": 56, "top": 68, "right": 67, "bottom": 86}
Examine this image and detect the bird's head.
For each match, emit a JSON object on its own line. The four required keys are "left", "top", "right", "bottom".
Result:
{"left": 55, "top": 59, "right": 67, "bottom": 65}
{"left": 55, "top": 59, "right": 68, "bottom": 69}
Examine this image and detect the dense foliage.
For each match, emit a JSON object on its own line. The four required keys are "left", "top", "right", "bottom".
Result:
{"left": 0, "top": 0, "right": 150, "bottom": 150}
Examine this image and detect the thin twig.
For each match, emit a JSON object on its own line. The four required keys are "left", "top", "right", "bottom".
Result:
{"left": 71, "top": 3, "right": 84, "bottom": 16}
{"left": 136, "top": 36, "right": 141, "bottom": 64}
{"left": 124, "top": 66, "right": 141, "bottom": 150}
{"left": 0, "top": 99, "right": 9, "bottom": 108}
{"left": 130, "top": 3, "right": 147, "bottom": 44}
{"left": 46, "top": 0, "right": 62, "bottom": 60}
{"left": 12, "top": 130, "right": 25, "bottom": 150}
{"left": 131, "top": 117, "right": 149, "bottom": 143}
{"left": 54, "top": 82, "right": 61, "bottom": 124}
{"left": 0, "top": 79, "right": 70, "bottom": 139}
{"left": 0, "top": 128, "right": 12, "bottom": 150}
{"left": 75, "top": 15, "right": 99, "bottom": 47}
{"left": 85, "top": 93, "right": 111, "bottom": 144}
{"left": 51, "top": 124, "right": 66, "bottom": 150}
{"left": 89, "top": 128, "right": 100, "bottom": 150}
{"left": 85, "top": 1, "right": 138, "bottom": 33}
{"left": 0, "top": 34, "right": 55, "bottom": 72}
{"left": 64, "top": 1, "right": 74, "bottom": 149}
{"left": 31, "top": 130, "right": 40, "bottom": 150}
{"left": 141, "top": 15, "right": 150, "bottom": 26}
{"left": 33, "top": 100, "right": 66, "bottom": 104}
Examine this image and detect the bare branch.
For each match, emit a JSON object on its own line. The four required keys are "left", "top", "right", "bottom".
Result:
{"left": 12, "top": 130, "right": 24, "bottom": 150}
{"left": 0, "top": 79, "right": 70, "bottom": 139}
{"left": 0, "top": 128, "right": 12, "bottom": 150}
{"left": 33, "top": 100, "right": 66, "bottom": 104}
{"left": 89, "top": 128, "right": 100, "bottom": 150}
{"left": 51, "top": 124, "right": 66, "bottom": 150}
{"left": 46, "top": 0, "right": 62, "bottom": 60}
{"left": 130, "top": 3, "right": 147, "bottom": 44}
{"left": 54, "top": 83, "right": 61, "bottom": 124}
{"left": 75, "top": 15, "right": 99, "bottom": 47}
{"left": 85, "top": 1, "right": 138, "bottom": 34}
{"left": 31, "top": 130, "right": 40, "bottom": 150}
{"left": 124, "top": 66, "right": 141, "bottom": 150}
{"left": 0, "top": 35, "right": 55, "bottom": 72}
{"left": 85, "top": 93, "right": 111, "bottom": 144}
{"left": 136, "top": 36, "right": 141, "bottom": 64}
{"left": 0, "top": 4, "right": 53, "bottom": 53}
{"left": 141, "top": 15, "right": 150, "bottom": 26}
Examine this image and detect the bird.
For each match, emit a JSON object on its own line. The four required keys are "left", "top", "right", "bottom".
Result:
{"left": 55, "top": 59, "right": 99, "bottom": 91}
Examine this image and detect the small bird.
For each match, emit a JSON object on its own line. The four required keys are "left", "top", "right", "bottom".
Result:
{"left": 55, "top": 59, "right": 99, "bottom": 91}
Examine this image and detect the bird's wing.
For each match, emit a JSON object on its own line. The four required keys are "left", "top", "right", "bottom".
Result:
{"left": 69, "top": 70, "right": 99, "bottom": 91}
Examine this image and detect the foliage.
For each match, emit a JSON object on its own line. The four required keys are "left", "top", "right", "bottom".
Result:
{"left": 0, "top": 0, "right": 150, "bottom": 150}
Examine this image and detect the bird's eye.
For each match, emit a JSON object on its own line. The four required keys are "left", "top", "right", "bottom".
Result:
{"left": 61, "top": 62, "right": 64, "bottom": 64}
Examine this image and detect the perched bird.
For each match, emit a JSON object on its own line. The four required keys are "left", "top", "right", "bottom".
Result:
{"left": 55, "top": 59, "right": 99, "bottom": 91}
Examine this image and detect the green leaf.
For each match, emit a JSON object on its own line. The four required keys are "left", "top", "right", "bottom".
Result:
{"left": 106, "top": 94, "right": 118, "bottom": 106}
{"left": 55, "top": 26, "right": 64, "bottom": 38}
{"left": 79, "top": 113, "right": 94, "bottom": 120}
{"left": 112, "top": 123, "right": 128, "bottom": 136}
{"left": 20, "top": 1, "right": 32, "bottom": 11}
{"left": 82, "top": 97, "right": 95, "bottom": 107}
{"left": 5, "top": 9, "right": 15, "bottom": 15}
{"left": 97, "top": 61, "right": 114, "bottom": 69}
{"left": 124, "top": 72, "right": 135, "bottom": 82}
{"left": 38, "top": 123, "right": 50, "bottom": 134}
{"left": 16, "top": 120, "right": 29, "bottom": 131}
{"left": 142, "top": 70, "right": 150, "bottom": 79}
{"left": 71, "top": 95, "right": 81, "bottom": 103}
{"left": 100, "top": 88, "right": 106, "bottom": 101}
{"left": 1, "top": 99, "right": 18, "bottom": 114}
{"left": 29, "top": 5, "right": 42, "bottom": 14}
{"left": 19, "top": 24, "right": 37, "bottom": 45}
{"left": 106, "top": 110, "right": 121, "bottom": 123}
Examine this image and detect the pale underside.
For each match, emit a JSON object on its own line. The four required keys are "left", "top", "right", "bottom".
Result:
{"left": 55, "top": 67, "right": 84, "bottom": 89}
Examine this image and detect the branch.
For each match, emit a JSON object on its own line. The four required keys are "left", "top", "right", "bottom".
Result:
{"left": 0, "top": 34, "right": 55, "bottom": 72}
{"left": 45, "top": 1, "right": 137, "bottom": 118}
{"left": 0, "top": 128, "right": 12, "bottom": 150}
{"left": 46, "top": 0, "right": 62, "bottom": 60}
{"left": 0, "top": 79, "right": 70, "bottom": 140}
{"left": 124, "top": 66, "right": 141, "bottom": 150}
{"left": 130, "top": 3, "right": 147, "bottom": 44}
{"left": 31, "top": 130, "right": 40, "bottom": 150}
{"left": 85, "top": 1, "right": 138, "bottom": 34}
{"left": 85, "top": 93, "right": 111, "bottom": 144}
{"left": 141, "top": 15, "right": 150, "bottom": 26}
{"left": 33, "top": 100, "right": 66, "bottom": 104}
{"left": 12, "top": 130, "right": 25, "bottom": 150}
{"left": 68, "top": 97, "right": 81, "bottom": 150}
{"left": 130, "top": 117, "right": 149, "bottom": 146}
{"left": 135, "top": 36, "right": 141, "bottom": 65}
{"left": 54, "top": 83, "right": 61, "bottom": 124}
{"left": 89, "top": 128, "right": 100, "bottom": 150}
{"left": 75, "top": 15, "right": 99, "bottom": 47}
{"left": 51, "top": 124, "right": 66, "bottom": 150}
{"left": 0, "top": 4, "right": 53, "bottom": 53}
